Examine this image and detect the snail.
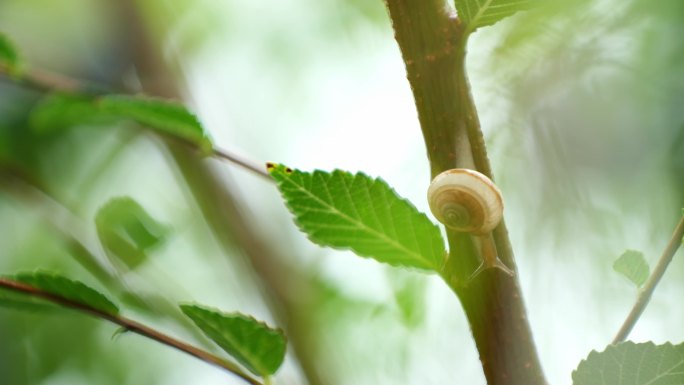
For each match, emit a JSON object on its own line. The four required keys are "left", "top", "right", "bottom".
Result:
{"left": 427, "top": 168, "right": 514, "bottom": 278}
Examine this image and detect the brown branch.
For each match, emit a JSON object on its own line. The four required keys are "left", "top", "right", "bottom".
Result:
{"left": 1, "top": 30, "right": 323, "bottom": 385}
{"left": 383, "top": 1, "right": 546, "bottom": 384}
{"left": 0, "top": 170, "right": 222, "bottom": 348}
{"left": 613, "top": 215, "right": 684, "bottom": 344}
{"left": 0, "top": 277, "right": 263, "bottom": 385}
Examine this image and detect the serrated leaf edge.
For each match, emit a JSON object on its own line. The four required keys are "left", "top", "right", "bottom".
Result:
{"left": 180, "top": 304, "right": 286, "bottom": 376}
{"left": 460, "top": 0, "right": 532, "bottom": 35}
{"left": 572, "top": 341, "right": 684, "bottom": 381}
{"left": 272, "top": 166, "right": 444, "bottom": 271}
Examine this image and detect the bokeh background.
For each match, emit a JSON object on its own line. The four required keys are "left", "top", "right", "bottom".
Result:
{"left": 0, "top": 0, "right": 683, "bottom": 384}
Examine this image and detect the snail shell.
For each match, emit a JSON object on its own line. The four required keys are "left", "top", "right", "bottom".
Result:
{"left": 427, "top": 168, "right": 503, "bottom": 235}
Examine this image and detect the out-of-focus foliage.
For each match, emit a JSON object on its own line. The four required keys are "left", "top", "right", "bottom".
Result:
{"left": 486, "top": 0, "right": 684, "bottom": 244}
{"left": 0, "top": 288, "right": 59, "bottom": 313}
{"left": 0, "top": 32, "right": 22, "bottom": 76}
{"left": 29, "top": 93, "right": 110, "bottom": 135}
{"left": 7, "top": 271, "right": 120, "bottom": 315}
{"left": 98, "top": 95, "right": 213, "bottom": 154}
{"left": 95, "top": 196, "right": 168, "bottom": 270}
{"left": 612, "top": 250, "right": 649, "bottom": 288}
{"left": 473, "top": 0, "right": 684, "bottom": 381}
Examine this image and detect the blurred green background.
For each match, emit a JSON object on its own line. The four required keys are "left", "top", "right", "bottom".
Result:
{"left": 0, "top": 0, "right": 682, "bottom": 384}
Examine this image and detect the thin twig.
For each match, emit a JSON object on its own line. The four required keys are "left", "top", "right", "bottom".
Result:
{"left": 213, "top": 147, "right": 270, "bottom": 180}
{"left": 0, "top": 277, "right": 263, "bottom": 385}
{"left": 612, "top": 215, "right": 684, "bottom": 344}
{"left": 0, "top": 65, "right": 271, "bottom": 181}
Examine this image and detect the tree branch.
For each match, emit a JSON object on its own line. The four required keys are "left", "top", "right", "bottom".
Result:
{"left": 112, "top": 2, "right": 326, "bottom": 384}
{"left": 1, "top": 33, "right": 324, "bottom": 385}
{"left": 383, "top": 1, "right": 546, "bottom": 384}
{"left": 0, "top": 277, "right": 263, "bottom": 385}
{"left": 613, "top": 215, "right": 684, "bottom": 344}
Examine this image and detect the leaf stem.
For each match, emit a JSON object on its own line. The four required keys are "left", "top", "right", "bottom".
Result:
{"left": 0, "top": 64, "right": 270, "bottom": 181}
{"left": 212, "top": 147, "right": 270, "bottom": 180}
{"left": 0, "top": 277, "right": 263, "bottom": 385}
{"left": 612, "top": 215, "right": 684, "bottom": 344}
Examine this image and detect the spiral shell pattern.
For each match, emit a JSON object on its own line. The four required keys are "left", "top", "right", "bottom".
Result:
{"left": 427, "top": 169, "right": 503, "bottom": 235}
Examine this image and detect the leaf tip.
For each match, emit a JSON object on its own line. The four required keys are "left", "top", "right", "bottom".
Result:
{"left": 266, "top": 163, "right": 294, "bottom": 176}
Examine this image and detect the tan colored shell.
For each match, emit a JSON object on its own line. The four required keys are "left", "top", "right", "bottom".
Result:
{"left": 427, "top": 168, "right": 504, "bottom": 235}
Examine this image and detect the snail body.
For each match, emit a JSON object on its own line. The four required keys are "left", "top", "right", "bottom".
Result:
{"left": 427, "top": 168, "right": 513, "bottom": 278}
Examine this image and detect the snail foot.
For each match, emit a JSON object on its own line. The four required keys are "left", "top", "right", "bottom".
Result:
{"left": 468, "top": 259, "right": 514, "bottom": 281}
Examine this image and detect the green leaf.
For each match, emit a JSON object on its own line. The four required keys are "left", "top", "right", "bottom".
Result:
{"left": 95, "top": 197, "right": 168, "bottom": 270}
{"left": 0, "top": 289, "right": 60, "bottom": 313}
{"left": 573, "top": 341, "right": 684, "bottom": 385}
{"left": 455, "top": 0, "right": 534, "bottom": 34}
{"left": 390, "top": 272, "right": 426, "bottom": 328}
{"left": 0, "top": 33, "right": 22, "bottom": 76}
{"left": 613, "top": 250, "right": 650, "bottom": 288}
{"left": 4, "top": 271, "right": 119, "bottom": 315}
{"left": 268, "top": 163, "right": 446, "bottom": 272}
{"left": 97, "top": 95, "right": 212, "bottom": 154}
{"left": 29, "top": 93, "right": 112, "bottom": 134}
{"left": 180, "top": 304, "right": 286, "bottom": 377}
